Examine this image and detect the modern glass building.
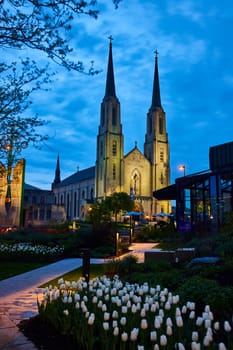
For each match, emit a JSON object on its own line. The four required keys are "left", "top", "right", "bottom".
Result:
{"left": 153, "top": 141, "right": 233, "bottom": 233}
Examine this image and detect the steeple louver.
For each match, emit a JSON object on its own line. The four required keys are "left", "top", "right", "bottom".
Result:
{"left": 104, "top": 36, "right": 116, "bottom": 98}
{"left": 151, "top": 51, "right": 162, "bottom": 110}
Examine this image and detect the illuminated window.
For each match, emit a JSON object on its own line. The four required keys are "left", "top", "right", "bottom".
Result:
{"left": 112, "top": 140, "right": 117, "bottom": 156}
{"left": 113, "top": 164, "right": 116, "bottom": 180}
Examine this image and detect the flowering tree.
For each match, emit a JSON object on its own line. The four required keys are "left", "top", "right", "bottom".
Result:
{"left": 0, "top": 59, "right": 50, "bottom": 170}
{"left": 0, "top": 0, "right": 121, "bottom": 72}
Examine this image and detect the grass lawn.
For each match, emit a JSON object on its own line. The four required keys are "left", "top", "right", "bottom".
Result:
{"left": 0, "top": 261, "right": 50, "bottom": 281}
{"left": 39, "top": 263, "right": 107, "bottom": 288}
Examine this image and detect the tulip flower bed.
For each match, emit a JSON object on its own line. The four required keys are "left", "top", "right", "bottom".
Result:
{"left": 37, "top": 275, "right": 233, "bottom": 349}
{"left": 0, "top": 242, "right": 64, "bottom": 261}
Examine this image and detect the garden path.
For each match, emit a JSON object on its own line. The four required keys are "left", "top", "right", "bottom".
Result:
{"left": 0, "top": 243, "right": 155, "bottom": 349}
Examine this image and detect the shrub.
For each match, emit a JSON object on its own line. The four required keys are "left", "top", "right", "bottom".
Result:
{"left": 177, "top": 276, "right": 233, "bottom": 320}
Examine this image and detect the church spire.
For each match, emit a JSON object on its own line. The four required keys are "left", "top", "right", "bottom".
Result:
{"left": 104, "top": 36, "right": 116, "bottom": 98}
{"left": 52, "top": 153, "right": 61, "bottom": 188}
{"left": 151, "top": 50, "right": 162, "bottom": 110}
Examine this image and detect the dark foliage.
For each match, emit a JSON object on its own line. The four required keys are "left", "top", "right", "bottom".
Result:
{"left": 19, "top": 315, "right": 76, "bottom": 350}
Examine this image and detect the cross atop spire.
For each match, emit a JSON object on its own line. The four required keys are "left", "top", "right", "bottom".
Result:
{"left": 108, "top": 35, "right": 114, "bottom": 44}
{"left": 155, "top": 49, "right": 159, "bottom": 58}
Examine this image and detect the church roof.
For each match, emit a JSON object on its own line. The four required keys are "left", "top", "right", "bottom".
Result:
{"left": 124, "top": 144, "right": 147, "bottom": 160}
{"left": 104, "top": 37, "right": 116, "bottom": 98}
{"left": 56, "top": 166, "right": 95, "bottom": 187}
{"left": 24, "top": 183, "right": 42, "bottom": 190}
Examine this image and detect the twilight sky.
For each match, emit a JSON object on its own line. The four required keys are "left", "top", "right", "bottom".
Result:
{"left": 18, "top": 0, "right": 233, "bottom": 190}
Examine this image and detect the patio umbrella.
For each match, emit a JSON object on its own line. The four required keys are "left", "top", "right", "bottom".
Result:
{"left": 152, "top": 213, "right": 173, "bottom": 217}
{"left": 122, "top": 211, "right": 144, "bottom": 216}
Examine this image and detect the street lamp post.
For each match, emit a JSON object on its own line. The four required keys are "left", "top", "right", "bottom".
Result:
{"left": 179, "top": 165, "right": 186, "bottom": 176}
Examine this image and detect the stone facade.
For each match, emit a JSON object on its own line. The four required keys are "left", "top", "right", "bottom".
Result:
{"left": 52, "top": 41, "right": 171, "bottom": 222}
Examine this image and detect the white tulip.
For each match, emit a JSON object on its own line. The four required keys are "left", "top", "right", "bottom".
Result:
{"left": 214, "top": 321, "right": 220, "bottom": 330}
{"left": 112, "top": 320, "right": 118, "bottom": 328}
{"left": 88, "top": 314, "right": 95, "bottom": 325}
{"left": 130, "top": 328, "right": 139, "bottom": 341}
{"left": 191, "top": 342, "right": 200, "bottom": 350}
{"left": 177, "top": 342, "right": 185, "bottom": 350}
{"left": 140, "top": 308, "right": 146, "bottom": 317}
{"left": 104, "top": 312, "right": 110, "bottom": 321}
{"left": 189, "top": 311, "right": 195, "bottom": 319}
{"left": 96, "top": 289, "right": 103, "bottom": 297}
{"left": 103, "top": 322, "right": 109, "bottom": 331}
{"left": 151, "top": 303, "right": 157, "bottom": 312}
{"left": 219, "top": 342, "right": 227, "bottom": 350}
{"left": 121, "top": 332, "right": 128, "bottom": 342}
{"left": 166, "top": 317, "right": 173, "bottom": 327}
{"left": 92, "top": 296, "right": 98, "bottom": 303}
{"left": 166, "top": 326, "right": 172, "bottom": 336}
{"left": 121, "top": 306, "right": 127, "bottom": 314}
{"left": 196, "top": 317, "right": 203, "bottom": 326}
{"left": 160, "top": 334, "right": 167, "bottom": 346}
{"left": 112, "top": 310, "right": 119, "bottom": 319}
{"left": 113, "top": 327, "right": 119, "bottom": 336}
{"left": 176, "top": 315, "right": 183, "bottom": 328}
{"left": 102, "top": 304, "right": 107, "bottom": 312}
{"left": 181, "top": 305, "right": 187, "bottom": 314}
{"left": 224, "top": 320, "right": 232, "bottom": 332}
{"left": 150, "top": 331, "right": 157, "bottom": 341}
{"left": 74, "top": 293, "right": 80, "bottom": 301}
{"left": 205, "top": 319, "right": 211, "bottom": 329}
{"left": 131, "top": 304, "right": 137, "bottom": 313}
{"left": 141, "top": 318, "right": 148, "bottom": 330}
{"left": 192, "top": 331, "right": 198, "bottom": 342}
{"left": 203, "top": 335, "right": 210, "bottom": 347}
{"left": 120, "top": 317, "right": 127, "bottom": 326}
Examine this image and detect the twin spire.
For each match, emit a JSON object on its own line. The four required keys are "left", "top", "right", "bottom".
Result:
{"left": 104, "top": 36, "right": 162, "bottom": 110}
{"left": 104, "top": 35, "right": 116, "bottom": 98}
{"left": 151, "top": 50, "right": 162, "bottom": 110}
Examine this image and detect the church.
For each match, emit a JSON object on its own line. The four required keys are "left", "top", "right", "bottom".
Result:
{"left": 52, "top": 39, "right": 171, "bottom": 222}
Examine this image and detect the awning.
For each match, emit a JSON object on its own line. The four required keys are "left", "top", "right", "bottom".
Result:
{"left": 153, "top": 184, "right": 177, "bottom": 200}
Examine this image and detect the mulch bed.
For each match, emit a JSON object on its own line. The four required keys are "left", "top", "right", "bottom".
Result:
{"left": 19, "top": 315, "right": 76, "bottom": 350}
